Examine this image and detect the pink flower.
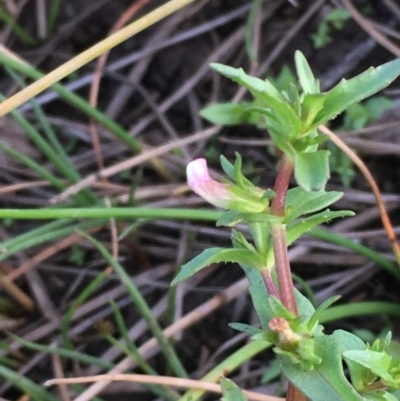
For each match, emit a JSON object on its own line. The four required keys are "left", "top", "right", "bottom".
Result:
{"left": 186, "top": 158, "right": 232, "bottom": 209}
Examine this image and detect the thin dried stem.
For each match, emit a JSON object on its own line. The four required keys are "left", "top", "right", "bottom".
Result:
{"left": 45, "top": 373, "right": 282, "bottom": 401}
{"left": 319, "top": 124, "right": 400, "bottom": 266}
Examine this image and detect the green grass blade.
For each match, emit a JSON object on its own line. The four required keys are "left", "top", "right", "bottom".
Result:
{"left": 12, "top": 335, "right": 114, "bottom": 370}
{"left": 320, "top": 302, "right": 400, "bottom": 323}
{"left": 82, "top": 231, "right": 188, "bottom": 378}
{"left": 0, "top": 53, "right": 141, "bottom": 152}
{"left": 310, "top": 227, "right": 400, "bottom": 281}
{"left": 0, "top": 139, "right": 66, "bottom": 192}
{"left": 0, "top": 5, "right": 37, "bottom": 45}
{"left": 61, "top": 269, "right": 110, "bottom": 349}
{"left": 0, "top": 363, "right": 59, "bottom": 401}
{"left": 47, "top": 0, "right": 63, "bottom": 34}
{"left": 4, "top": 66, "right": 96, "bottom": 204}
{"left": 0, "top": 92, "right": 93, "bottom": 205}
{"left": 0, "top": 219, "right": 105, "bottom": 262}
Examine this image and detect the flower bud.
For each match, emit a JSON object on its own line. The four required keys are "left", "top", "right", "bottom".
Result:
{"left": 187, "top": 158, "right": 269, "bottom": 213}
{"left": 186, "top": 158, "right": 233, "bottom": 209}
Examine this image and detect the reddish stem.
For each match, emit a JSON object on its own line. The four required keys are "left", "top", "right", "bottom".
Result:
{"left": 271, "top": 223, "right": 297, "bottom": 315}
{"left": 271, "top": 155, "right": 297, "bottom": 314}
{"left": 272, "top": 155, "right": 294, "bottom": 217}
{"left": 262, "top": 269, "right": 280, "bottom": 298}
{"left": 270, "top": 155, "right": 305, "bottom": 401}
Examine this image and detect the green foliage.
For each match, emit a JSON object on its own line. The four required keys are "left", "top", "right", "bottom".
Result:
{"left": 173, "top": 51, "right": 400, "bottom": 401}
{"left": 311, "top": 8, "right": 351, "bottom": 49}
{"left": 69, "top": 245, "right": 86, "bottom": 266}
{"left": 171, "top": 248, "right": 266, "bottom": 285}
{"left": 220, "top": 377, "right": 248, "bottom": 401}
{"left": 201, "top": 52, "right": 400, "bottom": 192}
{"left": 282, "top": 335, "right": 363, "bottom": 401}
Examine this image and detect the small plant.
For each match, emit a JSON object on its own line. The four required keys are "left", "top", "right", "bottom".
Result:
{"left": 173, "top": 52, "right": 400, "bottom": 401}
{"left": 311, "top": 8, "right": 351, "bottom": 49}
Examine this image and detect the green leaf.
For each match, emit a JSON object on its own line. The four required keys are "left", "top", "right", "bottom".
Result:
{"left": 287, "top": 210, "right": 354, "bottom": 246}
{"left": 281, "top": 335, "right": 363, "bottom": 401}
{"left": 307, "top": 295, "right": 341, "bottom": 332}
{"left": 249, "top": 221, "right": 270, "bottom": 257}
{"left": 200, "top": 102, "right": 261, "bottom": 126}
{"left": 232, "top": 152, "right": 253, "bottom": 187}
{"left": 295, "top": 288, "right": 316, "bottom": 318}
{"left": 364, "top": 96, "right": 395, "bottom": 121}
{"left": 247, "top": 102, "right": 301, "bottom": 141}
{"left": 344, "top": 350, "right": 392, "bottom": 378}
{"left": 229, "top": 322, "right": 264, "bottom": 336}
{"left": 301, "top": 93, "right": 326, "bottom": 129}
{"left": 216, "top": 210, "right": 247, "bottom": 227}
{"left": 220, "top": 377, "right": 248, "bottom": 401}
{"left": 240, "top": 264, "right": 273, "bottom": 329}
{"left": 171, "top": 248, "right": 265, "bottom": 285}
{"left": 295, "top": 51, "right": 320, "bottom": 94}
{"left": 285, "top": 187, "right": 343, "bottom": 221}
{"left": 312, "top": 58, "right": 400, "bottom": 127}
{"left": 210, "top": 63, "right": 284, "bottom": 101}
{"left": 231, "top": 229, "right": 256, "bottom": 252}
{"left": 294, "top": 150, "right": 330, "bottom": 191}
{"left": 268, "top": 295, "right": 296, "bottom": 320}
{"left": 220, "top": 155, "right": 235, "bottom": 180}
{"left": 332, "top": 330, "right": 368, "bottom": 392}
{"left": 269, "top": 65, "right": 297, "bottom": 92}
{"left": 245, "top": 0, "right": 263, "bottom": 62}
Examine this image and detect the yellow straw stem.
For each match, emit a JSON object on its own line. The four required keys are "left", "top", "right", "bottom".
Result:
{"left": 0, "top": 0, "right": 196, "bottom": 117}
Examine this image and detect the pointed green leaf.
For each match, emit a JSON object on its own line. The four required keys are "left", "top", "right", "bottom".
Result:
{"left": 231, "top": 229, "right": 256, "bottom": 252}
{"left": 268, "top": 295, "right": 295, "bottom": 320}
{"left": 233, "top": 152, "right": 253, "bottom": 187}
{"left": 245, "top": 0, "right": 263, "bottom": 62}
{"left": 200, "top": 102, "right": 261, "bottom": 126}
{"left": 220, "top": 377, "right": 248, "bottom": 401}
{"left": 229, "top": 322, "right": 264, "bottom": 336}
{"left": 248, "top": 102, "right": 301, "bottom": 141}
{"left": 210, "top": 63, "right": 284, "bottom": 100}
{"left": 216, "top": 210, "right": 246, "bottom": 227}
{"left": 287, "top": 210, "right": 354, "bottom": 246}
{"left": 172, "top": 248, "right": 265, "bottom": 285}
{"left": 281, "top": 335, "right": 363, "bottom": 401}
{"left": 312, "top": 58, "right": 400, "bottom": 127}
{"left": 249, "top": 221, "right": 270, "bottom": 257}
{"left": 332, "top": 329, "right": 366, "bottom": 352}
{"left": 295, "top": 288, "right": 316, "bottom": 318}
{"left": 343, "top": 350, "right": 394, "bottom": 387}
{"left": 240, "top": 264, "right": 273, "bottom": 329}
{"left": 307, "top": 295, "right": 341, "bottom": 331}
{"left": 285, "top": 187, "right": 343, "bottom": 221}
{"left": 295, "top": 51, "right": 320, "bottom": 94}
{"left": 294, "top": 150, "right": 330, "bottom": 191}
{"left": 301, "top": 93, "right": 326, "bottom": 128}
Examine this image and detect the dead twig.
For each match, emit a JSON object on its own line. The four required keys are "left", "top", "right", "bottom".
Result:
{"left": 319, "top": 125, "right": 400, "bottom": 266}
{"left": 45, "top": 373, "right": 282, "bottom": 401}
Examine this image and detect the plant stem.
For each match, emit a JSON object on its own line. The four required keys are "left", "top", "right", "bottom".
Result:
{"left": 271, "top": 222, "right": 297, "bottom": 315}
{"left": 271, "top": 155, "right": 296, "bottom": 314}
{"left": 262, "top": 269, "right": 280, "bottom": 298}
{"left": 272, "top": 155, "right": 293, "bottom": 217}
{"left": 270, "top": 156, "right": 306, "bottom": 401}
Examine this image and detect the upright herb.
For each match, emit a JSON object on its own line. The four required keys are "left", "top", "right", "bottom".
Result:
{"left": 172, "top": 52, "right": 400, "bottom": 401}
